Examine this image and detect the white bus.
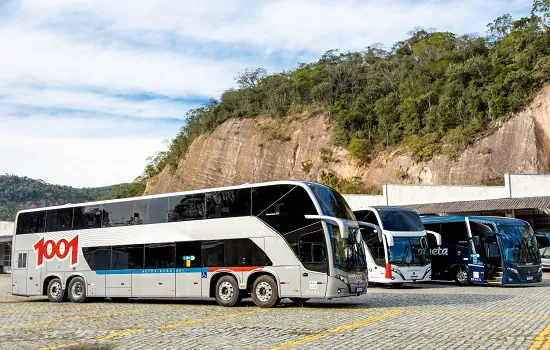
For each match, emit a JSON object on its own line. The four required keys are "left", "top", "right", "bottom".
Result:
{"left": 11, "top": 181, "right": 368, "bottom": 308}
{"left": 353, "top": 206, "right": 441, "bottom": 286}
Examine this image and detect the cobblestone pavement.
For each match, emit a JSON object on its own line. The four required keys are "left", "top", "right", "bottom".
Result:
{"left": 1, "top": 274, "right": 550, "bottom": 350}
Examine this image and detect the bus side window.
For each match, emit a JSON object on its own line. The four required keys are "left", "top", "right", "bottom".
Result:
{"left": 45, "top": 208, "right": 73, "bottom": 233}
{"left": 202, "top": 241, "right": 224, "bottom": 267}
{"left": 83, "top": 247, "right": 111, "bottom": 271}
{"left": 176, "top": 241, "right": 202, "bottom": 268}
{"left": 17, "top": 253, "right": 27, "bottom": 268}
{"left": 73, "top": 206, "right": 102, "bottom": 230}
{"left": 103, "top": 201, "right": 135, "bottom": 227}
{"left": 144, "top": 243, "right": 175, "bottom": 269}
{"left": 17, "top": 212, "right": 46, "bottom": 235}
{"left": 133, "top": 198, "right": 169, "bottom": 225}
{"left": 225, "top": 239, "right": 271, "bottom": 267}
{"left": 168, "top": 194, "right": 206, "bottom": 222}
{"left": 439, "top": 222, "right": 469, "bottom": 247}
{"left": 206, "top": 189, "right": 251, "bottom": 219}
{"left": 111, "top": 245, "right": 144, "bottom": 270}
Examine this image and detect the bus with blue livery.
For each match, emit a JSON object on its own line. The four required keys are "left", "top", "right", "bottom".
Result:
{"left": 421, "top": 216, "right": 542, "bottom": 286}
{"left": 11, "top": 181, "right": 368, "bottom": 308}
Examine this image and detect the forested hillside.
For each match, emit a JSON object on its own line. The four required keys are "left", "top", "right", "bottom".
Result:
{"left": 0, "top": 174, "right": 119, "bottom": 221}
{"left": 128, "top": 1, "right": 550, "bottom": 196}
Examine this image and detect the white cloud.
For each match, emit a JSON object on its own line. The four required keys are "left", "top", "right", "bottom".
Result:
{"left": 0, "top": 0, "right": 533, "bottom": 187}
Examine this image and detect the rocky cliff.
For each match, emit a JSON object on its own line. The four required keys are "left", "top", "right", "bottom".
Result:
{"left": 146, "top": 85, "right": 550, "bottom": 195}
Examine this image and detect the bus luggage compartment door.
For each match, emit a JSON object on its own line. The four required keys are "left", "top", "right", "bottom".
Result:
{"left": 12, "top": 251, "right": 28, "bottom": 295}
{"left": 300, "top": 267, "right": 327, "bottom": 298}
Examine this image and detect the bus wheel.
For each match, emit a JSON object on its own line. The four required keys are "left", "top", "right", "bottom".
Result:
{"left": 215, "top": 275, "right": 240, "bottom": 307}
{"left": 252, "top": 275, "right": 279, "bottom": 308}
{"left": 289, "top": 298, "right": 309, "bottom": 306}
{"left": 47, "top": 278, "right": 65, "bottom": 303}
{"left": 68, "top": 277, "right": 87, "bottom": 303}
{"left": 454, "top": 268, "right": 470, "bottom": 286}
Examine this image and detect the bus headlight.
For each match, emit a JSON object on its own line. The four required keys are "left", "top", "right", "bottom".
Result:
{"left": 507, "top": 267, "right": 519, "bottom": 275}
{"left": 335, "top": 275, "right": 348, "bottom": 284}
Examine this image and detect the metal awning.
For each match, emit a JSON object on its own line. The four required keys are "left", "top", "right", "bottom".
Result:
{"left": 406, "top": 196, "right": 550, "bottom": 215}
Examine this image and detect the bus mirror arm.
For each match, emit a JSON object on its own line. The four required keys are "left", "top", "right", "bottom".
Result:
{"left": 304, "top": 215, "right": 349, "bottom": 239}
{"left": 426, "top": 230, "right": 442, "bottom": 246}
{"left": 356, "top": 221, "right": 394, "bottom": 246}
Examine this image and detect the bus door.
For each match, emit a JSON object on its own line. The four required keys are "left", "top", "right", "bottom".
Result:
{"left": 465, "top": 218, "right": 484, "bottom": 284}
{"left": 26, "top": 250, "right": 41, "bottom": 295}
{"left": 175, "top": 241, "right": 202, "bottom": 297}
{"left": 298, "top": 233, "right": 328, "bottom": 298}
{"left": 12, "top": 251, "right": 28, "bottom": 295}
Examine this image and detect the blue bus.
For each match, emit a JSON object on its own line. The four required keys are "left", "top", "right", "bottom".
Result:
{"left": 421, "top": 216, "right": 542, "bottom": 286}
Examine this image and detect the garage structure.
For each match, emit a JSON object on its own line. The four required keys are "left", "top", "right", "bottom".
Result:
{"left": 0, "top": 221, "right": 14, "bottom": 273}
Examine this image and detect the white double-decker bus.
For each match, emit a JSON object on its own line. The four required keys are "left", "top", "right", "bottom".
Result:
{"left": 11, "top": 181, "right": 367, "bottom": 308}
{"left": 353, "top": 206, "right": 441, "bottom": 286}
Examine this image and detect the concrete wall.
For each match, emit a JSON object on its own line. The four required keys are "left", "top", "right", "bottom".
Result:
{"left": 343, "top": 174, "right": 550, "bottom": 209}
{"left": 0, "top": 221, "right": 14, "bottom": 237}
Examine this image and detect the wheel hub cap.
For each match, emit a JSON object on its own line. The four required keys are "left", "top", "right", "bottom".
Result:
{"left": 219, "top": 281, "right": 234, "bottom": 301}
{"left": 256, "top": 281, "right": 272, "bottom": 302}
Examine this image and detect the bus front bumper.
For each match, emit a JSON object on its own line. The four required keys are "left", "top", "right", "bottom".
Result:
{"left": 325, "top": 276, "right": 367, "bottom": 298}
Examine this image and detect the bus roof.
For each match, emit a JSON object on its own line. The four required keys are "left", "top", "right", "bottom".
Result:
{"left": 14, "top": 180, "right": 322, "bottom": 215}
{"left": 420, "top": 215, "right": 529, "bottom": 226}
{"left": 353, "top": 206, "right": 418, "bottom": 212}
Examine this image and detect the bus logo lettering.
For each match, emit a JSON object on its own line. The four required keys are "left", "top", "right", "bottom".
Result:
{"left": 33, "top": 236, "right": 79, "bottom": 268}
{"left": 430, "top": 247, "right": 448, "bottom": 256}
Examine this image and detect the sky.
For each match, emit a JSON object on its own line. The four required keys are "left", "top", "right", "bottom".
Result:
{"left": 0, "top": 0, "right": 533, "bottom": 188}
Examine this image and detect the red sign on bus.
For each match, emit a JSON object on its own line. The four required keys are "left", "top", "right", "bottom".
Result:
{"left": 33, "top": 236, "right": 79, "bottom": 268}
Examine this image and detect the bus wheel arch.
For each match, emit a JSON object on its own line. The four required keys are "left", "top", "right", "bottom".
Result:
{"left": 209, "top": 272, "right": 240, "bottom": 297}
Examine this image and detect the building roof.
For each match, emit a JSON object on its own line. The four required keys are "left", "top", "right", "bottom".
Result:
{"left": 406, "top": 196, "right": 550, "bottom": 215}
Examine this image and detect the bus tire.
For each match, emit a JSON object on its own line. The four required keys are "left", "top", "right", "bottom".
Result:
{"left": 251, "top": 275, "right": 279, "bottom": 308}
{"left": 454, "top": 267, "right": 470, "bottom": 286}
{"left": 215, "top": 275, "right": 240, "bottom": 307}
{"left": 46, "top": 277, "right": 65, "bottom": 303}
{"left": 68, "top": 277, "right": 87, "bottom": 303}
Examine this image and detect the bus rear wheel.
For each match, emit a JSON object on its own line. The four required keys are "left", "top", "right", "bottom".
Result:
{"left": 454, "top": 267, "right": 470, "bottom": 286}
{"left": 68, "top": 277, "right": 87, "bottom": 303}
{"left": 215, "top": 275, "right": 240, "bottom": 307}
{"left": 47, "top": 278, "right": 65, "bottom": 303}
{"left": 252, "top": 275, "right": 279, "bottom": 308}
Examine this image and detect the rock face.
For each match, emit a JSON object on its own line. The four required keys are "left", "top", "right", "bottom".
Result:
{"left": 146, "top": 85, "right": 550, "bottom": 195}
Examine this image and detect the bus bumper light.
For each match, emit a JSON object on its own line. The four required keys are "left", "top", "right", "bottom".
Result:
{"left": 337, "top": 289, "right": 341, "bottom": 294}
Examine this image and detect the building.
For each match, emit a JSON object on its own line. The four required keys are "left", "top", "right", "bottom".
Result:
{"left": 0, "top": 221, "right": 14, "bottom": 273}
{"left": 343, "top": 174, "right": 550, "bottom": 231}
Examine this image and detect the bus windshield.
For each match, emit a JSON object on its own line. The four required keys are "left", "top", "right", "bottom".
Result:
{"left": 327, "top": 224, "right": 366, "bottom": 272}
{"left": 498, "top": 224, "right": 541, "bottom": 265}
{"left": 377, "top": 209, "right": 424, "bottom": 232}
{"left": 388, "top": 236, "right": 430, "bottom": 266}
{"left": 308, "top": 183, "right": 355, "bottom": 221}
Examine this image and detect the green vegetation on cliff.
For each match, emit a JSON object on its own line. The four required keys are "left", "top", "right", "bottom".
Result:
{"left": 0, "top": 174, "right": 121, "bottom": 221}
{"left": 137, "top": 1, "right": 549, "bottom": 191}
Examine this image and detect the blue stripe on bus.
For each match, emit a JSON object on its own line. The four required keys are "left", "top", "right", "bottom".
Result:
{"left": 95, "top": 268, "right": 207, "bottom": 275}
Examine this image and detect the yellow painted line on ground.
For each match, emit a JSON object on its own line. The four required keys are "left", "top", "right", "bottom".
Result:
{"left": 269, "top": 310, "right": 404, "bottom": 350}
{"left": 529, "top": 323, "right": 550, "bottom": 350}
{"left": 40, "top": 309, "right": 267, "bottom": 350}
{"left": 1, "top": 309, "right": 139, "bottom": 329}
{"left": 407, "top": 309, "right": 550, "bottom": 319}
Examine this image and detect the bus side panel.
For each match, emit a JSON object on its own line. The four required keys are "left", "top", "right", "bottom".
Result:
{"left": 176, "top": 268, "right": 202, "bottom": 297}
{"left": 263, "top": 236, "right": 300, "bottom": 298}
{"left": 106, "top": 272, "right": 132, "bottom": 297}
{"left": 132, "top": 271, "right": 176, "bottom": 297}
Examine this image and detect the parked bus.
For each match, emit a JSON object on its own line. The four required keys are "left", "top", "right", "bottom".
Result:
{"left": 421, "top": 216, "right": 542, "bottom": 286}
{"left": 535, "top": 231, "right": 550, "bottom": 270}
{"left": 353, "top": 207, "right": 441, "bottom": 286}
{"left": 11, "top": 181, "right": 368, "bottom": 308}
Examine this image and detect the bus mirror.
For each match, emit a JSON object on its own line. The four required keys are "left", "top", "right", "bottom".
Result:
{"left": 357, "top": 221, "right": 383, "bottom": 242}
{"left": 426, "top": 230, "right": 442, "bottom": 246}
{"left": 304, "top": 215, "right": 348, "bottom": 239}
